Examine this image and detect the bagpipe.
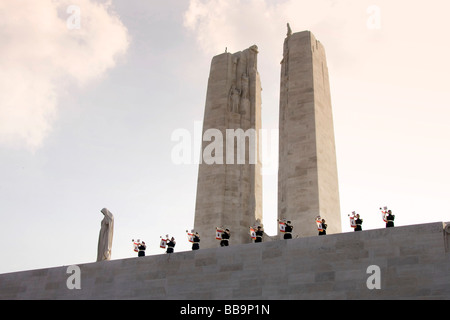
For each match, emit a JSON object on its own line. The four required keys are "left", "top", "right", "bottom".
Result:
{"left": 278, "top": 218, "right": 286, "bottom": 233}
{"left": 186, "top": 230, "right": 195, "bottom": 243}
{"left": 160, "top": 234, "right": 169, "bottom": 249}
{"left": 249, "top": 227, "right": 256, "bottom": 240}
{"left": 348, "top": 211, "right": 357, "bottom": 228}
{"left": 316, "top": 216, "right": 323, "bottom": 232}
{"left": 380, "top": 206, "right": 388, "bottom": 223}
{"left": 132, "top": 239, "right": 141, "bottom": 252}
{"left": 216, "top": 227, "right": 224, "bottom": 240}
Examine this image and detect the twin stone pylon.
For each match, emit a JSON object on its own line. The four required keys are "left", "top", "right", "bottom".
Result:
{"left": 194, "top": 30, "right": 341, "bottom": 249}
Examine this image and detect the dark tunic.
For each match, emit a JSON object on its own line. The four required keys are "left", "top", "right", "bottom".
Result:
{"left": 319, "top": 223, "right": 327, "bottom": 236}
{"left": 166, "top": 240, "right": 176, "bottom": 253}
{"left": 386, "top": 213, "right": 395, "bottom": 228}
{"left": 138, "top": 245, "right": 146, "bottom": 257}
{"left": 355, "top": 218, "right": 363, "bottom": 232}
{"left": 220, "top": 232, "right": 230, "bottom": 247}
{"left": 192, "top": 235, "right": 200, "bottom": 250}
{"left": 255, "top": 230, "right": 264, "bottom": 243}
{"left": 284, "top": 225, "right": 293, "bottom": 239}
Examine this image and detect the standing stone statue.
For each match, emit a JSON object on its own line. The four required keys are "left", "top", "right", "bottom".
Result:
{"left": 287, "top": 23, "right": 292, "bottom": 37}
{"left": 97, "top": 208, "right": 114, "bottom": 262}
{"left": 229, "top": 85, "right": 241, "bottom": 113}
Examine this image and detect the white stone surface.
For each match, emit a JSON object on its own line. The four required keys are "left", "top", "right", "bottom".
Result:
{"left": 278, "top": 31, "right": 342, "bottom": 237}
{"left": 194, "top": 46, "right": 263, "bottom": 249}
{"left": 0, "top": 222, "right": 449, "bottom": 300}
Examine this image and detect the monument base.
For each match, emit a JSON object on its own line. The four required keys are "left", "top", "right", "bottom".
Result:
{"left": 0, "top": 222, "right": 449, "bottom": 300}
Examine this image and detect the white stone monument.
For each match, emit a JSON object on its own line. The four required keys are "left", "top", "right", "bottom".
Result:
{"left": 97, "top": 208, "right": 114, "bottom": 262}
{"left": 194, "top": 45, "right": 263, "bottom": 249}
{"left": 278, "top": 30, "right": 342, "bottom": 237}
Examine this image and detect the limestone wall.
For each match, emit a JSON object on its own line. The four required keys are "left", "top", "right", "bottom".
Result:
{"left": 0, "top": 222, "right": 449, "bottom": 300}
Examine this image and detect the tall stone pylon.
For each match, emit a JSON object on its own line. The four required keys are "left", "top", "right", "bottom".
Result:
{"left": 278, "top": 30, "right": 342, "bottom": 237}
{"left": 194, "top": 45, "right": 263, "bottom": 249}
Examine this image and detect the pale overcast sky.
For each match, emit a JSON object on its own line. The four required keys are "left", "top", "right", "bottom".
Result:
{"left": 1, "top": 0, "right": 449, "bottom": 274}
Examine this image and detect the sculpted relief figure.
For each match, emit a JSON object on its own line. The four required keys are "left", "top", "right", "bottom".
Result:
{"left": 229, "top": 85, "right": 241, "bottom": 113}
{"left": 241, "top": 73, "right": 249, "bottom": 100}
{"left": 97, "top": 208, "right": 114, "bottom": 262}
{"left": 249, "top": 44, "right": 258, "bottom": 53}
{"left": 240, "top": 73, "right": 250, "bottom": 115}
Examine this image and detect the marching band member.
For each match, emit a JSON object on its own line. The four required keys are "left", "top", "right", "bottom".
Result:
{"left": 349, "top": 212, "right": 363, "bottom": 232}
{"left": 278, "top": 218, "right": 294, "bottom": 239}
{"left": 138, "top": 241, "right": 147, "bottom": 257}
{"left": 186, "top": 230, "right": 198, "bottom": 250}
{"left": 255, "top": 226, "right": 264, "bottom": 243}
{"left": 386, "top": 210, "right": 395, "bottom": 228}
{"left": 354, "top": 214, "right": 363, "bottom": 231}
{"left": 192, "top": 232, "right": 200, "bottom": 251}
{"left": 284, "top": 221, "right": 293, "bottom": 239}
{"left": 166, "top": 237, "right": 176, "bottom": 253}
{"left": 132, "top": 239, "right": 146, "bottom": 257}
{"left": 220, "top": 229, "right": 230, "bottom": 247}
{"left": 319, "top": 218, "right": 327, "bottom": 236}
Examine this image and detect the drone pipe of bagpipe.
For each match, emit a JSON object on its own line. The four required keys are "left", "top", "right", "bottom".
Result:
{"left": 379, "top": 207, "right": 388, "bottom": 222}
